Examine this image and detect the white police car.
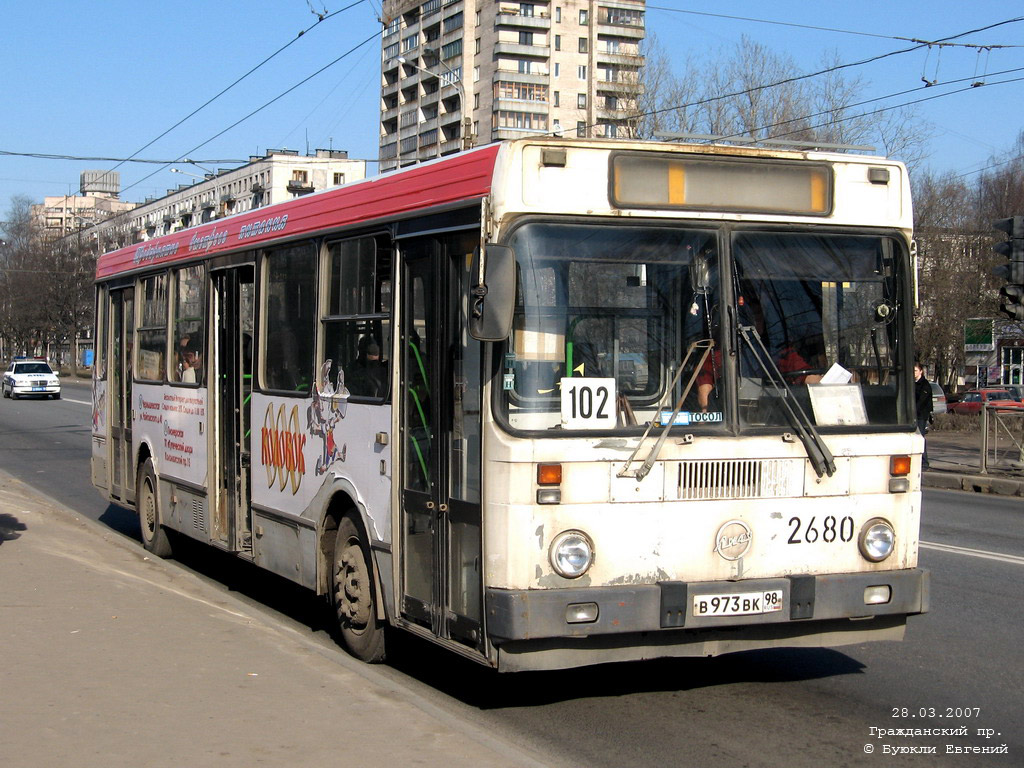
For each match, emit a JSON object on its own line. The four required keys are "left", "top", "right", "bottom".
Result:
{"left": 2, "top": 359, "right": 61, "bottom": 400}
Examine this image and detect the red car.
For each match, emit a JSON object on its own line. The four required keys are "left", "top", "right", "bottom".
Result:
{"left": 947, "top": 388, "right": 1024, "bottom": 415}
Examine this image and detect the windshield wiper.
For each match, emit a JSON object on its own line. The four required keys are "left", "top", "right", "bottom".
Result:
{"left": 739, "top": 325, "right": 835, "bottom": 478}
{"left": 618, "top": 339, "right": 713, "bottom": 482}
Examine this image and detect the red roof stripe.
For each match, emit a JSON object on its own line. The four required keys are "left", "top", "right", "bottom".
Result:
{"left": 96, "top": 144, "right": 501, "bottom": 279}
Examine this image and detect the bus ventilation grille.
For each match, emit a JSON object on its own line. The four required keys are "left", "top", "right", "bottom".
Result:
{"left": 192, "top": 497, "right": 207, "bottom": 533}
{"left": 674, "top": 458, "right": 800, "bottom": 500}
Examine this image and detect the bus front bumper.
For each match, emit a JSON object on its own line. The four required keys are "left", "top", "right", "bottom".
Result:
{"left": 486, "top": 568, "right": 929, "bottom": 643}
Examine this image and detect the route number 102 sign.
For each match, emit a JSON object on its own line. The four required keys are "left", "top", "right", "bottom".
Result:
{"left": 560, "top": 377, "right": 616, "bottom": 429}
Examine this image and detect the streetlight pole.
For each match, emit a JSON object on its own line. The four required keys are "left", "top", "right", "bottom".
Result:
{"left": 398, "top": 50, "right": 474, "bottom": 154}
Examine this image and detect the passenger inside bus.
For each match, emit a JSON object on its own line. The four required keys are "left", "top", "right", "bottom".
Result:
{"left": 347, "top": 335, "right": 387, "bottom": 397}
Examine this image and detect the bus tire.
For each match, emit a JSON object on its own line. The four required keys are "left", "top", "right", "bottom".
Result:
{"left": 332, "top": 515, "right": 386, "bottom": 663}
{"left": 137, "top": 459, "right": 173, "bottom": 558}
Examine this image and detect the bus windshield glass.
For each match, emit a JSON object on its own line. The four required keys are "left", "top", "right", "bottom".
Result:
{"left": 500, "top": 222, "right": 909, "bottom": 433}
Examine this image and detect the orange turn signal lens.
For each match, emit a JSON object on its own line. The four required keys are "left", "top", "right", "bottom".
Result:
{"left": 537, "top": 463, "right": 562, "bottom": 486}
{"left": 890, "top": 455, "right": 911, "bottom": 476}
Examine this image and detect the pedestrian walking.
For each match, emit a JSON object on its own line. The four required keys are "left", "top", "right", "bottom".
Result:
{"left": 914, "top": 361, "right": 933, "bottom": 469}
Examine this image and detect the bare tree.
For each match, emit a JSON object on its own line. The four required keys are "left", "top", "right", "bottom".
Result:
{"left": 632, "top": 36, "right": 930, "bottom": 171}
{"left": 912, "top": 131, "right": 1024, "bottom": 387}
{"left": 0, "top": 196, "right": 49, "bottom": 357}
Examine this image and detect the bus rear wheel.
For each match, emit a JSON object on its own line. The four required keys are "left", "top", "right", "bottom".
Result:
{"left": 332, "top": 515, "right": 386, "bottom": 662}
{"left": 137, "top": 459, "right": 173, "bottom": 558}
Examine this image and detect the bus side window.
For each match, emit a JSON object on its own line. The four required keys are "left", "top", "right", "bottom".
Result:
{"left": 322, "top": 236, "right": 392, "bottom": 401}
{"left": 136, "top": 273, "right": 168, "bottom": 382}
{"left": 262, "top": 242, "right": 317, "bottom": 393}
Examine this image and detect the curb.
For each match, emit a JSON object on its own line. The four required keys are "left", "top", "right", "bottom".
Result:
{"left": 922, "top": 469, "right": 1024, "bottom": 497}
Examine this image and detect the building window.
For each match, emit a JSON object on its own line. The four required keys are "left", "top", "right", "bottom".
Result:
{"left": 521, "top": 3, "right": 534, "bottom": 17}
{"left": 606, "top": 95, "right": 618, "bottom": 110}
{"left": 553, "top": 90, "right": 560, "bottom": 107}
{"left": 578, "top": 65, "right": 587, "bottom": 80}
{"left": 443, "top": 11, "right": 463, "bottom": 32}
{"left": 605, "top": 123, "right": 619, "bottom": 138}
{"left": 384, "top": 42, "right": 399, "bottom": 60}
{"left": 579, "top": 9, "right": 588, "bottom": 24}
{"left": 554, "top": 62, "right": 560, "bottom": 77}
{"left": 577, "top": 121, "right": 586, "bottom": 137}
{"left": 474, "top": 92, "right": 480, "bottom": 109}
{"left": 519, "top": 31, "right": 533, "bottom": 45}
{"left": 577, "top": 93, "right": 586, "bottom": 108}
{"left": 604, "top": 8, "right": 644, "bottom": 26}
{"left": 474, "top": 65, "right": 480, "bottom": 81}
{"left": 578, "top": 37, "right": 588, "bottom": 53}
{"left": 554, "top": 34, "right": 560, "bottom": 50}
{"left": 333, "top": 173, "right": 346, "bottom": 185}
{"left": 441, "top": 39, "right": 462, "bottom": 59}
{"left": 423, "top": 0, "right": 440, "bottom": 15}
{"left": 555, "top": 7, "right": 561, "bottom": 22}
{"left": 495, "top": 81, "right": 548, "bottom": 101}
{"left": 384, "top": 17, "right": 401, "bottom": 36}
{"left": 496, "top": 111, "right": 548, "bottom": 130}
{"left": 518, "top": 59, "right": 533, "bottom": 74}
{"left": 402, "top": 34, "right": 418, "bottom": 53}
{"left": 476, "top": 38, "right": 481, "bottom": 54}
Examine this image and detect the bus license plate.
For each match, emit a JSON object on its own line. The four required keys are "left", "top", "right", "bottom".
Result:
{"left": 693, "top": 590, "right": 784, "bottom": 617}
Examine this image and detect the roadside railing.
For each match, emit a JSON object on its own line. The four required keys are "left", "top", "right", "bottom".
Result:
{"left": 979, "top": 406, "right": 1024, "bottom": 475}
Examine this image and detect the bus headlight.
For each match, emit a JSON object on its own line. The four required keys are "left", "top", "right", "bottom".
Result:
{"left": 859, "top": 518, "right": 895, "bottom": 562}
{"left": 550, "top": 530, "right": 594, "bottom": 579}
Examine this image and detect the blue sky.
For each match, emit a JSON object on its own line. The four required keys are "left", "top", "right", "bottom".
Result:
{"left": 1, "top": 1, "right": 1021, "bottom": 211}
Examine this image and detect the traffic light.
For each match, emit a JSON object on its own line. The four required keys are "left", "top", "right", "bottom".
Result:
{"left": 992, "top": 216, "right": 1024, "bottom": 321}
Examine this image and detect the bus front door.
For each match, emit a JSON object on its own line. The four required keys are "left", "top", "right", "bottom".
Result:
{"left": 400, "top": 233, "right": 484, "bottom": 652}
{"left": 211, "top": 266, "right": 255, "bottom": 553}
{"left": 110, "top": 288, "right": 135, "bottom": 503}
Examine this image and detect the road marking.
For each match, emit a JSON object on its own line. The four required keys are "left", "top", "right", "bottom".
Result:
{"left": 61, "top": 397, "right": 91, "bottom": 406}
{"left": 921, "top": 540, "right": 1024, "bottom": 566}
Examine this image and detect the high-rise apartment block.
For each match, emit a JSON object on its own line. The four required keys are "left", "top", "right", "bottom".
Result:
{"left": 379, "top": 0, "right": 645, "bottom": 170}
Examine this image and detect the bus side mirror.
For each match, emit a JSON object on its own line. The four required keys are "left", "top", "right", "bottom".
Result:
{"left": 469, "top": 244, "right": 516, "bottom": 342}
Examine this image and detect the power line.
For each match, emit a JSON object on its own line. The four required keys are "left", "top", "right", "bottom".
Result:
{"left": 120, "top": 30, "right": 380, "bottom": 196}
{"left": 717, "top": 67, "right": 1024, "bottom": 144}
{"left": 97, "top": 1, "right": 366, "bottom": 190}
{"left": 0, "top": 151, "right": 248, "bottom": 165}
{"left": 646, "top": 5, "right": 1024, "bottom": 49}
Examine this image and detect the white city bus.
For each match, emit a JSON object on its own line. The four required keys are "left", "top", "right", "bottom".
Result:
{"left": 92, "top": 138, "right": 928, "bottom": 672}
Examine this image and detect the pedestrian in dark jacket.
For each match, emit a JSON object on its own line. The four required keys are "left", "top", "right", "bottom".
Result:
{"left": 914, "top": 362, "right": 933, "bottom": 469}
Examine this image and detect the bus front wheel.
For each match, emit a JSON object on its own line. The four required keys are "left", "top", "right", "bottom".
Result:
{"left": 137, "top": 459, "right": 173, "bottom": 558}
{"left": 332, "top": 515, "right": 386, "bottom": 663}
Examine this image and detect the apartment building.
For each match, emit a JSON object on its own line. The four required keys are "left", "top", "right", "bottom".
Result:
{"left": 32, "top": 171, "right": 136, "bottom": 243}
{"left": 379, "top": 0, "right": 645, "bottom": 170}
{"left": 88, "top": 148, "right": 365, "bottom": 250}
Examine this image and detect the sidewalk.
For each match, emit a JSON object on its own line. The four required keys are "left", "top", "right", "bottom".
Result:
{"left": 923, "top": 429, "right": 1024, "bottom": 497}
{"left": 0, "top": 474, "right": 543, "bottom": 768}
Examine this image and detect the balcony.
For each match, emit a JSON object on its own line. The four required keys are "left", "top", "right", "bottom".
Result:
{"left": 495, "top": 13, "right": 551, "bottom": 30}
{"left": 597, "top": 23, "right": 644, "bottom": 40}
{"left": 493, "top": 126, "right": 550, "bottom": 141}
{"left": 595, "top": 79, "right": 644, "bottom": 95}
{"left": 286, "top": 181, "right": 314, "bottom": 194}
{"left": 493, "top": 68, "right": 549, "bottom": 85}
{"left": 494, "top": 41, "right": 551, "bottom": 58}
{"left": 596, "top": 50, "right": 644, "bottom": 67}
{"left": 494, "top": 97, "right": 549, "bottom": 113}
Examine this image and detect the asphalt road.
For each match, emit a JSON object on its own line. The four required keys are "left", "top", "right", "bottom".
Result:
{"left": 2, "top": 378, "right": 1020, "bottom": 767}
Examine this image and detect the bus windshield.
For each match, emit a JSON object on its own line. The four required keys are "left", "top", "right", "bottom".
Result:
{"left": 500, "top": 222, "right": 909, "bottom": 434}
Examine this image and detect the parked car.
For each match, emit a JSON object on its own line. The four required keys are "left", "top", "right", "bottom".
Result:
{"left": 947, "top": 388, "right": 1024, "bottom": 415}
{"left": 1004, "top": 384, "right": 1024, "bottom": 403}
{"left": 930, "top": 381, "right": 947, "bottom": 414}
{"left": 2, "top": 359, "right": 61, "bottom": 400}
